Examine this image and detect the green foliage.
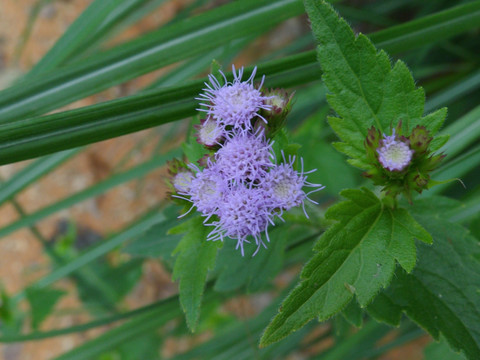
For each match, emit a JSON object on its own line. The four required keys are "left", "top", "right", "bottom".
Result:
{"left": 123, "top": 207, "right": 183, "bottom": 260}
{"left": 368, "top": 197, "right": 480, "bottom": 360}
{"left": 1, "top": 0, "right": 480, "bottom": 358}
{"left": 304, "top": 0, "right": 447, "bottom": 170}
{"left": 214, "top": 227, "right": 288, "bottom": 293}
{"left": 292, "top": 106, "right": 359, "bottom": 195}
{"left": 25, "top": 286, "right": 66, "bottom": 330}
{"left": 425, "top": 337, "right": 467, "bottom": 360}
{"left": 260, "top": 188, "right": 431, "bottom": 346}
{"left": 170, "top": 216, "right": 221, "bottom": 331}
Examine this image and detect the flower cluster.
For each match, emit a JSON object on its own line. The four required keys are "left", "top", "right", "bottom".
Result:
{"left": 170, "top": 66, "right": 324, "bottom": 255}
{"left": 364, "top": 122, "right": 445, "bottom": 202}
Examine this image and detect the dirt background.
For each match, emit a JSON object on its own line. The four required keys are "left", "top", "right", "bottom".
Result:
{"left": 0, "top": 1, "right": 429, "bottom": 359}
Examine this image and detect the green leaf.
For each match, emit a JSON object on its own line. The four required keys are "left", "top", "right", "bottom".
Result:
{"left": 425, "top": 337, "right": 467, "bottom": 360}
{"left": 0, "top": 296, "right": 177, "bottom": 343}
{"left": 292, "top": 105, "right": 358, "bottom": 195}
{"left": 52, "top": 296, "right": 181, "bottom": 360}
{"left": 20, "top": 210, "right": 163, "bottom": 299}
{"left": 260, "top": 188, "right": 431, "bottom": 346}
{"left": 123, "top": 207, "right": 183, "bottom": 259}
{"left": 341, "top": 299, "right": 363, "bottom": 328}
{"left": 366, "top": 292, "right": 402, "bottom": 326}
{"left": 182, "top": 118, "right": 209, "bottom": 164}
{"left": 24, "top": 0, "right": 127, "bottom": 80}
{"left": 214, "top": 227, "right": 288, "bottom": 293}
{"left": 0, "top": 149, "right": 80, "bottom": 205}
{"left": 368, "top": 196, "right": 480, "bottom": 360}
{"left": 171, "top": 216, "right": 221, "bottom": 331}
{"left": 25, "top": 286, "right": 66, "bottom": 330}
{"left": 370, "top": 1, "right": 480, "bottom": 56}
{"left": 0, "top": 151, "right": 180, "bottom": 238}
{"left": 2, "top": 3, "right": 479, "bottom": 165}
{"left": 0, "top": 0, "right": 303, "bottom": 124}
{"left": 304, "top": 0, "right": 447, "bottom": 168}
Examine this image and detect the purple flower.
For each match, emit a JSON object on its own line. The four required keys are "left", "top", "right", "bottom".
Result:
{"left": 174, "top": 163, "right": 227, "bottom": 219}
{"left": 172, "top": 170, "right": 194, "bottom": 193}
{"left": 196, "top": 65, "right": 271, "bottom": 131}
{"left": 207, "top": 185, "right": 273, "bottom": 256}
{"left": 377, "top": 130, "right": 414, "bottom": 171}
{"left": 195, "top": 118, "right": 224, "bottom": 147}
{"left": 262, "top": 154, "right": 325, "bottom": 218}
{"left": 215, "top": 130, "right": 274, "bottom": 183}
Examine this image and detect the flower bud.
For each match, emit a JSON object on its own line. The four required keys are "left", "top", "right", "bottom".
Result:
{"left": 365, "top": 126, "right": 381, "bottom": 162}
{"left": 194, "top": 118, "right": 224, "bottom": 149}
{"left": 362, "top": 122, "right": 445, "bottom": 203}
{"left": 260, "top": 88, "right": 294, "bottom": 137}
{"left": 166, "top": 158, "right": 194, "bottom": 194}
{"left": 424, "top": 153, "right": 446, "bottom": 172}
{"left": 409, "top": 126, "right": 431, "bottom": 156}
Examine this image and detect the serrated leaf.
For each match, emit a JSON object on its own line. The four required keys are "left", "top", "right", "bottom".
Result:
{"left": 368, "top": 197, "right": 480, "bottom": 360}
{"left": 366, "top": 292, "right": 403, "bottom": 326}
{"left": 25, "top": 286, "right": 66, "bottom": 330}
{"left": 341, "top": 299, "right": 363, "bottom": 328}
{"left": 171, "top": 216, "right": 221, "bottom": 332}
{"left": 260, "top": 188, "right": 431, "bottom": 346}
{"left": 425, "top": 336, "right": 467, "bottom": 360}
{"left": 305, "top": 0, "right": 447, "bottom": 168}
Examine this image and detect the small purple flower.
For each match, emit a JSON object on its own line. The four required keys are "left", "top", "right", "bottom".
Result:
{"left": 262, "top": 154, "right": 325, "bottom": 218}
{"left": 196, "top": 65, "right": 271, "bottom": 131}
{"left": 195, "top": 118, "right": 224, "bottom": 147}
{"left": 377, "top": 130, "right": 414, "bottom": 171}
{"left": 207, "top": 185, "right": 273, "bottom": 256}
{"left": 215, "top": 130, "right": 274, "bottom": 182}
{"left": 172, "top": 170, "right": 194, "bottom": 193}
{"left": 176, "top": 164, "right": 227, "bottom": 218}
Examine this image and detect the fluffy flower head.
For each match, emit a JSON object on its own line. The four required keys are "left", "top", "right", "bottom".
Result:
{"left": 262, "top": 154, "right": 325, "bottom": 216}
{"left": 215, "top": 130, "right": 274, "bottom": 182}
{"left": 172, "top": 170, "right": 194, "bottom": 193}
{"left": 197, "top": 65, "right": 271, "bottom": 131}
{"left": 187, "top": 165, "right": 227, "bottom": 216}
{"left": 377, "top": 130, "right": 414, "bottom": 171}
{"left": 208, "top": 186, "right": 272, "bottom": 256}
{"left": 195, "top": 118, "right": 224, "bottom": 147}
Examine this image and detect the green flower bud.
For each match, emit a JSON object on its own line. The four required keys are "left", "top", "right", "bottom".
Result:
{"left": 365, "top": 126, "right": 381, "bottom": 162}
{"left": 409, "top": 125, "right": 432, "bottom": 156}
{"left": 362, "top": 122, "right": 446, "bottom": 203}
{"left": 260, "top": 88, "right": 295, "bottom": 137}
{"left": 166, "top": 159, "right": 194, "bottom": 200}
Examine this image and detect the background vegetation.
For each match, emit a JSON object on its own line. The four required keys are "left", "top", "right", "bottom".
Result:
{"left": 0, "top": 0, "right": 479, "bottom": 359}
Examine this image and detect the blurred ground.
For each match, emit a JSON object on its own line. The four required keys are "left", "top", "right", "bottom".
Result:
{"left": 0, "top": 1, "right": 188, "bottom": 358}
{"left": 0, "top": 1, "right": 429, "bottom": 359}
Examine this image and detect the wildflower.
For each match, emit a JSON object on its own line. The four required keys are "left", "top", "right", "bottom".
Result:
{"left": 207, "top": 186, "right": 273, "bottom": 256}
{"left": 260, "top": 88, "right": 295, "bottom": 137}
{"left": 172, "top": 170, "right": 194, "bottom": 193}
{"left": 363, "top": 124, "right": 445, "bottom": 203}
{"left": 376, "top": 130, "right": 414, "bottom": 172}
{"left": 166, "top": 158, "right": 194, "bottom": 195}
{"left": 196, "top": 65, "right": 271, "bottom": 131}
{"left": 174, "top": 163, "right": 227, "bottom": 218}
{"left": 215, "top": 130, "right": 274, "bottom": 182}
{"left": 194, "top": 118, "right": 224, "bottom": 148}
{"left": 170, "top": 64, "right": 326, "bottom": 255}
{"left": 262, "top": 154, "right": 325, "bottom": 217}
